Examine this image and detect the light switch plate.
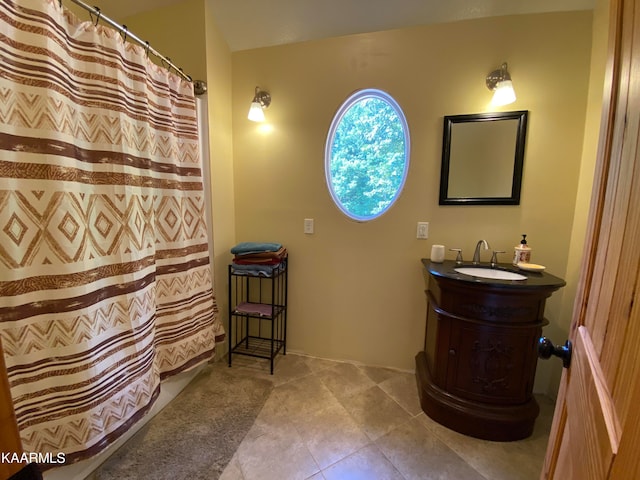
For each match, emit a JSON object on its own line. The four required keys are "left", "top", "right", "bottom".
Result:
{"left": 304, "top": 218, "right": 314, "bottom": 234}
{"left": 417, "top": 222, "right": 429, "bottom": 239}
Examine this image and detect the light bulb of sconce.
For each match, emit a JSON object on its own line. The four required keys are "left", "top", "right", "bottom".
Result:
{"left": 248, "top": 101, "right": 265, "bottom": 122}
{"left": 491, "top": 79, "right": 516, "bottom": 106}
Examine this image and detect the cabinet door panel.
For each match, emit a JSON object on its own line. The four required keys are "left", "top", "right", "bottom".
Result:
{"left": 447, "top": 321, "right": 539, "bottom": 404}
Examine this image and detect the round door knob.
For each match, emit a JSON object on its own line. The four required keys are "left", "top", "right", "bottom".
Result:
{"left": 538, "top": 337, "right": 572, "bottom": 368}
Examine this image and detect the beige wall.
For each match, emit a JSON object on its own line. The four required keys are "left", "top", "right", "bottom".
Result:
{"left": 232, "top": 11, "right": 593, "bottom": 375}
{"left": 118, "top": 0, "right": 208, "bottom": 81}
{"left": 546, "top": 0, "right": 610, "bottom": 397}
{"left": 204, "top": 1, "right": 235, "bottom": 354}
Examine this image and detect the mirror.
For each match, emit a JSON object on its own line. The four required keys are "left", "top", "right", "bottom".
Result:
{"left": 439, "top": 110, "right": 528, "bottom": 205}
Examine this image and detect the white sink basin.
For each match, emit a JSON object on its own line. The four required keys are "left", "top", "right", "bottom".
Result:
{"left": 455, "top": 267, "right": 527, "bottom": 281}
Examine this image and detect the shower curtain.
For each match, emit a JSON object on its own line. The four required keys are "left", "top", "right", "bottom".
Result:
{"left": 0, "top": 0, "right": 224, "bottom": 464}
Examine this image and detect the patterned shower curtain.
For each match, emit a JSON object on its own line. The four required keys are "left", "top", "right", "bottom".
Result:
{"left": 0, "top": 0, "right": 224, "bottom": 464}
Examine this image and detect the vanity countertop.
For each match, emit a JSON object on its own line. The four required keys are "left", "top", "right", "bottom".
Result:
{"left": 422, "top": 259, "right": 566, "bottom": 290}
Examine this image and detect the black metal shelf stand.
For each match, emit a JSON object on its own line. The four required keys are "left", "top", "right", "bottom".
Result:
{"left": 228, "top": 256, "right": 288, "bottom": 374}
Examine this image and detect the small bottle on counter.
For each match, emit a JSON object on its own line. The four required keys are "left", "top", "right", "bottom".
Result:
{"left": 513, "top": 234, "right": 532, "bottom": 265}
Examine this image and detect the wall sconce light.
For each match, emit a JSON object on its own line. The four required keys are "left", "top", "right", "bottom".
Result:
{"left": 486, "top": 63, "right": 516, "bottom": 106}
{"left": 248, "top": 86, "right": 271, "bottom": 122}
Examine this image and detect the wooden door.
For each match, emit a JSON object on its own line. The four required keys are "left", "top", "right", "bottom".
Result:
{"left": 0, "top": 337, "right": 25, "bottom": 479}
{"left": 541, "top": 0, "right": 640, "bottom": 477}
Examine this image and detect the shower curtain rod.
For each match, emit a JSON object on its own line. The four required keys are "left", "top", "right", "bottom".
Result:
{"left": 65, "top": 0, "right": 192, "bottom": 83}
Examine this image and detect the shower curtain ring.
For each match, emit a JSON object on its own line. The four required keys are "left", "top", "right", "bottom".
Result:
{"left": 90, "top": 7, "right": 101, "bottom": 26}
{"left": 120, "top": 25, "right": 128, "bottom": 42}
{"left": 145, "top": 41, "right": 151, "bottom": 57}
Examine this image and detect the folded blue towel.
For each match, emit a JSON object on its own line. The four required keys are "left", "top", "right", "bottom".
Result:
{"left": 231, "top": 263, "right": 280, "bottom": 277}
{"left": 231, "top": 242, "right": 282, "bottom": 255}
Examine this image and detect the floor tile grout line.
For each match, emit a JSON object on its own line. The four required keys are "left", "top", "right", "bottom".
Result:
{"left": 415, "top": 416, "right": 497, "bottom": 480}
{"left": 282, "top": 393, "right": 324, "bottom": 478}
{"left": 416, "top": 407, "right": 547, "bottom": 480}
{"left": 295, "top": 359, "right": 392, "bottom": 474}
{"left": 314, "top": 357, "right": 479, "bottom": 479}
{"left": 314, "top": 442, "right": 391, "bottom": 479}
{"left": 371, "top": 437, "right": 412, "bottom": 480}
{"left": 298, "top": 371, "right": 371, "bottom": 472}
{"left": 382, "top": 384, "right": 422, "bottom": 418}
{"left": 312, "top": 370, "right": 418, "bottom": 476}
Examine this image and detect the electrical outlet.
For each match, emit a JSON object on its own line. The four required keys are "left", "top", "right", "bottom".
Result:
{"left": 304, "top": 218, "right": 314, "bottom": 234}
{"left": 417, "top": 222, "right": 429, "bottom": 239}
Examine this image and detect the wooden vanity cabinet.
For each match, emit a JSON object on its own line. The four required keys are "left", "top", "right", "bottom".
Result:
{"left": 416, "top": 260, "right": 565, "bottom": 441}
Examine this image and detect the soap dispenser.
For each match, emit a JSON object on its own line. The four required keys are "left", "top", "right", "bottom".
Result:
{"left": 512, "top": 234, "right": 532, "bottom": 265}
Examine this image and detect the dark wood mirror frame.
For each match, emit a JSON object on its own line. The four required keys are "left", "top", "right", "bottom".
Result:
{"left": 439, "top": 110, "right": 528, "bottom": 206}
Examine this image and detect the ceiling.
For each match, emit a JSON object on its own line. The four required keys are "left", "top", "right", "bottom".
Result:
{"left": 90, "top": 0, "right": 595, "bottom": 52}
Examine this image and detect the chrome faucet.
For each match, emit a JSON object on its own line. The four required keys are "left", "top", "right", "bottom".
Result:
{"left": 472, "top": 240, "right": 490, "bottom": 264}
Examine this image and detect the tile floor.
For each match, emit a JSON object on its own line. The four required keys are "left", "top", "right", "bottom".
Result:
{"left": 220, "top": 353, "right": 555, "bottom": 480}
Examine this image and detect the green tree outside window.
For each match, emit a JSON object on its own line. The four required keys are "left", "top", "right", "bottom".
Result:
{"left": 326, "top": 90, "right": 410, "bottom": 221}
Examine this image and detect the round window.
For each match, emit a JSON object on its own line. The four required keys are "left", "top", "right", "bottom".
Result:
{"left": 325, "top": 89, "right": 410, "bottom": 221}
